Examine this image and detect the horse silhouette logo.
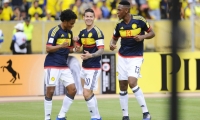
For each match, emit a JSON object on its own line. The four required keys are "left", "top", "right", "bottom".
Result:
{"left": 1, "top": 59, "right": 20, "bottom": 83}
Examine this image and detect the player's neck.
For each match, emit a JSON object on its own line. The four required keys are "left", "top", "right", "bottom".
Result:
{"left": 60, "top": 24, "right": 67, "bottom": 31}
{"left": 86, "top": 24, "right": 94, "bottom": 31}
{"left": 123, "top": 14, "right": 131, "bottom": 24}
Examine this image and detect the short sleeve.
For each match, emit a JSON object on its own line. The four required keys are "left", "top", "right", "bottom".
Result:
{"left": 140, "top": 17, "right": 151, "bottom": 33}
{"left": 46, "top": 28, "right": 58, "bottom": 46}
{"left": 93, "top": 28, "right": 104, "bottom": 49}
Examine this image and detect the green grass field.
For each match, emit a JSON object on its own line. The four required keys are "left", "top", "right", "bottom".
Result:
{"left": 0, "top": 97, "right": 199, "bottom": 120}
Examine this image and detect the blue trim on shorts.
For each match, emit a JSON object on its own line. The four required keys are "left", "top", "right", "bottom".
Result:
{"left": 90, "top": 70, "right": 98, "bottom": 90}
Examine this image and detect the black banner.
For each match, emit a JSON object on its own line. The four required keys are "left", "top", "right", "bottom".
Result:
{"left": 101, "top": 54, "right": 116, "bottom": 94}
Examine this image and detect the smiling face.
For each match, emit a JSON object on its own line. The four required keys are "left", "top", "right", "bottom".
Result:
{"left": 83, "top": 11, "right": 95, "bottom": 26}
{"left": 117, "top": 5, "right": 129, "bottom": 20}
{"left": 62, "top": 19, "right": 76, "bottom": 30}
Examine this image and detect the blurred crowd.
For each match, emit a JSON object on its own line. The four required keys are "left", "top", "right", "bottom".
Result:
{"left": 0, "top": 0, "right": 200, "bottom": 22}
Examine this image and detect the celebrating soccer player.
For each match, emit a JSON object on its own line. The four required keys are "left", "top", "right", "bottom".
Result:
{"left": 110, "top": 1, "right": 155, "bottom": 120}
{"left": 73, "top": 8, "right": 104, "bottom": 120}
{"left": 44, "top": 9, "right": 77, "bottom": 120}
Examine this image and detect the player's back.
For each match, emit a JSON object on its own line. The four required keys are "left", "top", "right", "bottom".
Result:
{"left": 44, "top": 25, "right": 73, "bottom": 67}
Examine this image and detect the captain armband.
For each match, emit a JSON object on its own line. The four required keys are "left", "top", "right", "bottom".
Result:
{"left": 96, "top": 39, "right": 104, "bottom": 46}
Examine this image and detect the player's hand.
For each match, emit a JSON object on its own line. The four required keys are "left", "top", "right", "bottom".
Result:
{"left": 81, "top": 50, "right": 92, "bottom": 60}
{"left": 134, "top": 35, "right": 144, "bottom": 42}
{"left": 73, "top": 36, "right": 79, "bottom": 41}
{"left": 75, "top": 45, "right": 81, "bottom": 52}
{"left": 60, "top": 42, "right": 69, "bottom": 48}
{"left": 110, "top": 44, "right": 117, "bottom": 51}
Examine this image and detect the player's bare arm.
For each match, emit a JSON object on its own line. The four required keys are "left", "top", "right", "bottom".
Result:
{"left": 81, "top": 49, "right": 104, "bottom": 60}
{"left": 134, "top": 29, "right": 155, "bottom": 42}
{"left": 46, "top": 42, "right": 69, "bottom": 53}
{"left": 92, "top": 48, "right": 104, "bottom": 57}
{"left": 110, "top": 38, "right": 118, "bottom": 51}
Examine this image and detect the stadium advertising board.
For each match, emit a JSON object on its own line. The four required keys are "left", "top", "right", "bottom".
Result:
{"left": 0, "top": 54, "right": 101, "bottom": 96}
{"left": 116, "top": 52, "right": 200, "bottom": 93}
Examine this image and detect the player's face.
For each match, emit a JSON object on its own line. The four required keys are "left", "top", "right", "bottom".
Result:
{"left": 117, "top": 5, "right": 127, "bottom": 20}
{"left": 84, "top": 12, "right": 95, "bottom": 26}
{"left": 64, "top": 19, "right": 76, "bottom": 30}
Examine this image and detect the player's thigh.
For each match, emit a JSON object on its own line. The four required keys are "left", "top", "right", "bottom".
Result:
{"left": 84, "top": 69, "right": 101, "bottom": 90}
{"left": 127, "top": 57, "right": 143, "bottom": 79}
{"left": 117, "top": 55, "right": 128, "bottom": 80}
{"left": 44, "top": 68, "right": 61, "bottom": 87}
{"left": 60, "top": 69, "right": 75, "bottom": 87}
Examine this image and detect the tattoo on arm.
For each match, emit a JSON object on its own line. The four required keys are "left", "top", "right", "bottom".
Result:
{"left": 92, "top": 48, "right": 104, "bottom": 58}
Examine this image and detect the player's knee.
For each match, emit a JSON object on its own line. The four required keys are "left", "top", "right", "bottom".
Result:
{"left": 83, "top": 89, "right": 92, "bottom": 99}
{"left": 46, "top": 87, "right": 55, "bottom": 98}
{"left": 68, "top": 87, "right": 77, "bottom": 96}
{"left": 119, "top": 83, "right": 128, "bottom": 91}
{"left": 128, "top": 77, "right": 138, "bottom": 88}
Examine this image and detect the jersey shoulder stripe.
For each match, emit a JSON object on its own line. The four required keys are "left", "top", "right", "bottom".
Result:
{"left": 51, "top": 26, "right": 59, "bottom": 37}
{"left": 132, "top": 15, "right": 147, "bottom": 23}
{"left": 94, "top": 26, "right": 102, "bottom": 38}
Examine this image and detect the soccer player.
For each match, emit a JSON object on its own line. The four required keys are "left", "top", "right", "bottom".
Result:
{"left": 44, "top": 9, "right": 77, "bottom": 120}
{"left": 73, "top": 8, "right": 104, "bottom": 120}
{"left": 109, "top": 1, "right": 155, "bottom": 120}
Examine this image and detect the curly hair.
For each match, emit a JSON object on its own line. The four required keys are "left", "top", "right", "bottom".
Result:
{"left": 60, "top": 9, "right": 77, "bottom": 22}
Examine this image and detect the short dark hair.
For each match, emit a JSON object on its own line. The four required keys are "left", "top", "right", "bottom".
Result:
{"left": 60, "top": 9, "right": 77, "bottom": 22}
{"left": 84, "top": 8, "right": 95, "bottom": 16}
{"left": 119, "top": 0, "right": 130, "bottom": 6}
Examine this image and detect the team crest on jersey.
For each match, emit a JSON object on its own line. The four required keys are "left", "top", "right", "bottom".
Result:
{"left": 88, "top": 32, "right": 92, "bottom": 38}
{"left": 82, "top": 34, "right": 84, "bottom": 37}
{"left": 68, "top": 33, "right": 71, "bottom": 38}
{"left": 61, "top": 34, "right": 64, "bottom": 37}
{"left": 120, "top": 27, "right": 124, "bottom": 29}
{"left": 132, "top": 24, "right": 137, "bottom": 29}
{"left": 51, "top": 77, "right": 55, "bottom": 81}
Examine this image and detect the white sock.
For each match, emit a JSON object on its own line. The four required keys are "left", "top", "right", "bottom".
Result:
{"left": 58, "top": 94, "right": 74, "bottom": 118}
{"left": 119, "top": 91, "right": 129, "bottom": 116}
{"left": 44, "top": 97, "right": 52, "bottom": 120}
{"left": 93, "top": 95, "right": 101, "bottom": 119}
{"left": 132, "top": 85, "right": 148, "bottom": 113}
{"left": 86, "top": 94, "right": 99, "bottom": 118}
